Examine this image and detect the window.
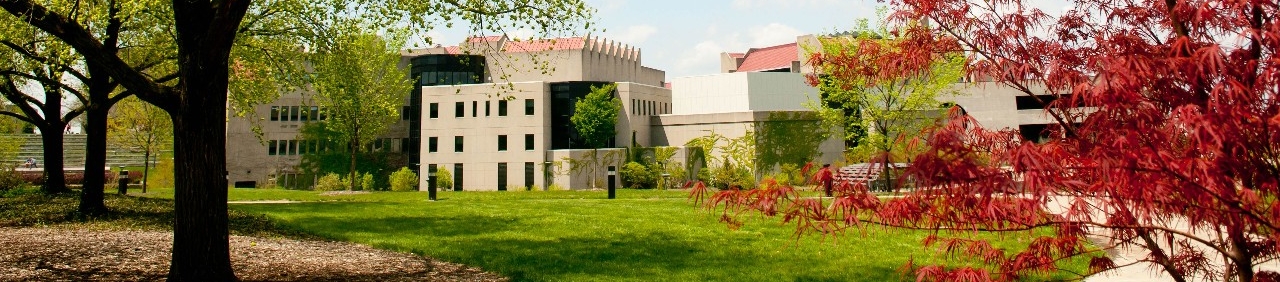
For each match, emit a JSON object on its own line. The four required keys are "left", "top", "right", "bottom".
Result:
{"left": 270, "top": 106, "right": 280, "bottom": 121}
{"left": 485, "top": 101, "right": 491, "bottom": 116}
{"left": 318, "top": 107, "right": 327, "bottom": 120}
{"left": 277, "top": 141, "right": 287, "bottom": 155}
{"left": 525, "top": 134, "right": 534, "bottom": 150}
{"left": 287, "top": 140, "right": 298, "bottom": 155}
{"left": 631, "top": 99, "right": 636, "bottom": 115}
{"left": 497, "top": 135, "right": 507, "bottom": 151}
{"left": 497, "top": 163, "right": 507, "bottom": 191}
{"left": 498, "top": 100, "right": 508, "bottom": 116}
{"left": 525, "top": 99, "right": 534, "bottom": 115}
{"left": 454, "top": 136, "right": 464, "bottom": 152}
{"left": 453, "top": 164, "right": 464, "bottom": 191}
{"left": 310, "top": 107, "right": 319, "bottom": 121}
{"left": 472, "top": 101, "right": 477, "bottom": 117}
{"left": 455, "top": 102, "right": 464, "bottom": 118}
{"left": 428, "top": 137, "right": 438, "bottom": 153}
{"left": 401, "top": 106, "right": 411, "bottom": 120}
{"left": 290, "top": 106, "right": 300, "bottom": 121}
{"left": 268, "top": 140, "right": 277, "bottom": 155}
{"left": 524, "top": 162, "right": 535, "bottom": 190}
{"left": 429, "top": 103, "right": 439, "bottom": 119}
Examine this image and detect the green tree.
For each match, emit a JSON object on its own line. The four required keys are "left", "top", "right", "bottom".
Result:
{"left": 310, "top": 30, "right": 412, "bottom": 191}
{"left": 108, "top": 96, "right": 172, "bottom": 194}
{"left": 569, "top": 83, "right": 620, "bottom": 188}
{"left": 809, "top": 19, "right": 964, "bottom": 190}
{"left": 0, "top": 0, "right": 595, "bottom": 280}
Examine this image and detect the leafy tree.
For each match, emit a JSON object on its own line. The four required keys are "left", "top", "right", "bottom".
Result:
{"left": 310, "top": 30, "right": 411, "bottom": 191}
{"left": 0, "top": 0, "right": 595, "bottom": 280}
{"left": 571, "top": 83, "right": 620, "bottom": 149}
{"left": 569, "top": 83, "right": 620, "bottom": 188}
{"left": 698, "top": 1, "right": 1280, "bottom": 281}
{"left": 108, "top": 96, "right": 172, "bottom": 194}
{"left": 388, "top": 167, "right": 417, "bottom": 192}
{"left": 808, "top": 18, "right": 964, "bottom": 191}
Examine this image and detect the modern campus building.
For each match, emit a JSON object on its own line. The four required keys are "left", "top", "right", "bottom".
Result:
{"left": 225, "top": 33, "right": 1075, "bottom": 190}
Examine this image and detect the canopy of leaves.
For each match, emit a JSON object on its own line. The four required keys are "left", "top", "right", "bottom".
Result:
{"left": 570, "top": 83, "right": 620, "bottom": 149}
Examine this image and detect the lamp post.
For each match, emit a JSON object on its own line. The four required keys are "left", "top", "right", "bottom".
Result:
{"left": 607, "top": 165, "right": 616, "bottom": 199}
{"left": 117, "top": 165, "right": 128, "bottom": 195}
{"left": 427, "top": 166, "right": 437, "bottom": 201}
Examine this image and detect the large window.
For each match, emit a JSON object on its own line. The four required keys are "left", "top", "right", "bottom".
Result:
{"left": 290, "top": 106, "right": 300, "bottom": 121}
{"left": 485, "top": 101, "right": 491, "bottom": 116}
{"left": 525, "top": 99, "right": 534, "bottom": 115}
{"left": 525, "top": 134, "right": 534, "bottom": 151}
{"left": 497, "top": 163, "right": 507, "bottom": 191}
{"left": 472, "top": 101, "right": 478, "bottom": 117}
{"left": 454, "top": 136, "right": 464, "bottom": 152}
{"left": 268, "top": 140, "right": 277, "bottom": 155}
{"left": 455, "top": 102, "right": 464, "bottom": 118}
{"left": 429, "top": 103, "right": 439, "bottom": 119}
{"left": 524, "top": 162, "right": 535, "bottom": 190}
{"left": 497, "top": 135, "right": 507, "bottom": 151}
{"left": 270, "top": 106, "right": 280, "bottom": 121}
{"left": 428, "top": 137, "right": 438, "bottom": 153}
{"left": 453, "top": 163, "right": 464, "bottom": 191}
{"left": 498, "top": 100, "right": 508, "bottom": 116}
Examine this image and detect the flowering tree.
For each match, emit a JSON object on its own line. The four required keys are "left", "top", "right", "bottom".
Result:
{"left": 694, "top": 0, "right": 1280, "bottom": 280}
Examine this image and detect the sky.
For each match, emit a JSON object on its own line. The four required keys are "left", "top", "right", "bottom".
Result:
{"left": 425, "top": 0, "right": 885, "bottom": 78}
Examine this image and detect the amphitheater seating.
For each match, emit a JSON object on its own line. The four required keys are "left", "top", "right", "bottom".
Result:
{"left": 4, "top": 134, "right": 159, "bottom": 168}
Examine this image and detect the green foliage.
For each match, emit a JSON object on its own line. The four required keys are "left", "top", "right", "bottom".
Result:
{"left": 389, "top": 167, "right": 418, "bottom": 192}
{"left": 359, "top": 172, "right": 375, "bottom": 191}
{"left": 570, "top": 83, "right": 620, "bottom": 149}
{"left": 756, "top": 112, "right": 826, "bottom": 172}
{"left": 686, "top": 131, "right": 758, "bottom": 189}
{"left": 435, "top": 167, "right": 453, "bottom": 190}
{"left": 619, "top": 162, "right": 656, "bottom": 189}
{"left": 314, "top": 173, "right": 345, "bottom": 192}
{"left": 146, "top": 158, "right": 175, "bottom": 189}
{"left": 0, "top": 165, "right": 27, "bottom": 192}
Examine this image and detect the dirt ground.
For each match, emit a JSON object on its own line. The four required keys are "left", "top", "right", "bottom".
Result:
{"left": 0, "top": 227, "right": 505, "bottom": 281}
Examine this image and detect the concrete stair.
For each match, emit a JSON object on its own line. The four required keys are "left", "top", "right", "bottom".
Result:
{"left": 6, "top": 134, "right": 159, "bottom": 168}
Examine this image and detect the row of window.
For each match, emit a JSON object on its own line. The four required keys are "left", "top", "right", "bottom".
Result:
{"left": 426, "top": 162, "right": 537, "bottom": 191}
{"left": 270, "top": 106, "right": 328, "bottom": 122}
{"left": 267, "top": 138, "right": 406, "bottom": 156}
{"left": 426, "top": 134, "right": 535, "bottom": 153}
{"left": 425, "top": 99, "right": 536, "bottom": 119}
{"left": 631, "top": 99, "right": 668, "bottom": 116}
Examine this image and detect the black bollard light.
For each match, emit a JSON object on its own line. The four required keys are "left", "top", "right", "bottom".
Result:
{"left": 117, "top": 166, "right": 129, "bottom": 195}
{"left": 607, "top": 165, "right": 616, "bottom": 199}
{"left": 428, "top": 167, "right": 437, "bottom": 201}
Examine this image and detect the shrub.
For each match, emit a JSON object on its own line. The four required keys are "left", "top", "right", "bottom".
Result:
{"left": 0, "top": 166, "right": 25, "bottom": 192}
{"left": 360, "top": 172, "right": 375, "bottom": 191}
{"left": 619, "top": 162, "right": 656, "bottom": 189}
{"left": 388, "top": 167, "right": 418, "bottom": 192}
{"left": 660, "top": 161, "right": 687, "bottom": 190}
{"left": 147, "top": 159, "right": 175, "bottom": 188}
{"left": 314, "top": 173, "right": 344, "bottom": 191}
{"left": 546, "top": 182, "right": 567, "bottom": 191}
{"left": 435, "top": 167, "right": 453, "bottom": 190}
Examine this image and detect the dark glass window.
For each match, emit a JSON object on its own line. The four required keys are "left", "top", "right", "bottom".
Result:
{"left": 268, "top": 140, "right": 277, "bottom": 155}
{"left": 288, "top": 140, "right": 298, "bottom": 155}
{"left": 497, "top": 163, "right": 507, "bottom": 191}
{"left": 429, "top": 103, "right": 439, "bottom": 119}
{"left": 525, "top": 99, "right": 534, "bottom": 115}
{"left": 270, "top": 106, "right": 280, "bottom": 121}
{"left": 401, "top": 106, "right": 411, "bottom": 120}
{"left": 485, "top": 101, "right": 491, "bottom": 116}
{"left": 472, "top": 101, "right": 477, "bottom": 117}
{"left": 310, "top": 107, "right": 319, "bottom": 121}
{"left": 498, "top": 100, "right": 508, "bottom": 116}
{"left": 428, "top": 137, "right": 438, "bottom": 153}
{"left": 318, "top": 107, "right": 327, "bottom": 120}
{"left": 454, "top": 136, "right": 464, "bottom": 152}
{"left": 455, "top": 102, "right": 464, "bottom": 118}
{"left": 454, "top": 163, "right": 464, "bottom": 191}
{"left": 498, "top": 135, "right": 507, "bottom": 151}
{"left": 524, "top": 162, "right": 535, "bottom": 190}
{"left": 525, "top": 134, "right": 534, "bottom": 150}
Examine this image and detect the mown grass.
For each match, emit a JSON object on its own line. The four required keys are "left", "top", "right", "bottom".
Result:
{"left": 213, "top": 188, "right": 1093, "bottom": 281}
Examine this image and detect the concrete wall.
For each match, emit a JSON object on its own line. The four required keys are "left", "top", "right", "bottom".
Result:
{"left": 419, "top": 82, "right": 552, "bottom": 191}
{"left": 546, "top": 148, "right": 626, "bottom": 190}
{"left": 672, "top": 72, "right": 817, "bottom": 115}
{"left": 617, "top": 82, "right": 672, "bottom": 148}
{"left": 947, "top": 81, "right": 1058, "bottom": 131}
{"left": 651, "top": 111, "right": 844, "bottom": 171}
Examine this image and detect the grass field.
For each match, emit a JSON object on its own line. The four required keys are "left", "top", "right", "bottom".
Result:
{"left": 203, "top": 188, "right": 1093, "bottom": 282}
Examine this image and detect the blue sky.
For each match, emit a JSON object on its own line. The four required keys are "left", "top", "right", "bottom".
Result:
{"left": 427, "top": 0, "right": 884, "bottom": 78}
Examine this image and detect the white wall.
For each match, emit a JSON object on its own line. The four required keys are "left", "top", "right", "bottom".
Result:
{"left": 672, "top": 72, "right": 817, "bottom": 115}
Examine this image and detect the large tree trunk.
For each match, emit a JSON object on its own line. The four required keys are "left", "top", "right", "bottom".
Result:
{"left": 165, "top": 63, "right": 235, "bottom": 281}
{"left": 79, "top": 61, "right": 112, "bottom": 216}
{"left": 38, "top": 125, "right": 69, "bottom": 194}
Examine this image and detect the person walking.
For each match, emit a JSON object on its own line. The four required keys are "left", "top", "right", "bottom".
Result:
{"left": 815, "top": 164, "right": 835, "bottom": 197}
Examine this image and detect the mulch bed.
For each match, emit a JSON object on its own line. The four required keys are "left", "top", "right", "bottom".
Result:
{"left": 0, "top": 227, "right": 506, "bottom": 281}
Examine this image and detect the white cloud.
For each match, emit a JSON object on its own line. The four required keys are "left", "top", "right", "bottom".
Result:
{"left": 672, "top": 22, "right": 804, "bottom": 76}
{"left": 731, "top": 0, "right": 843, "bottom": 9}
{"left": 608, "top": 25, "right": 659, "bottom": 44}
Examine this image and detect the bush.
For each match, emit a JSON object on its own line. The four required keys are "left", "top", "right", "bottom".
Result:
{"left": 435, "top": 167, "right": 453, "bottom": 190}
{"left": 619, "top": 162, "right": 656, "bottom": 189}
{"left": 148, "top": 159, "right": 175, "bottom": 188}
{"left": 389, "top": 167, "right": 418, "bottom": 192}
{"left": 0, "top": 166, "right": 25, "bottom": 192}
{"left": 660, "top": 162, "right": 687, "bottom": 190}
{"left": 360, "top": 172, "right": 375, "bottom": 191}
{"left": 314, "top": 173, "right": 344, "bottom": 191}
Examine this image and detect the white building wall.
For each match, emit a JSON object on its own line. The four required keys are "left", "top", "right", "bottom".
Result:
{"left": 419, "top": 82, "right": 552, "bottom": 191}
{"left": 745, "top": 72, "right": 819, "bottom": 112}
{"left": 673, "top": 72, "right": 817, "bottom": 115}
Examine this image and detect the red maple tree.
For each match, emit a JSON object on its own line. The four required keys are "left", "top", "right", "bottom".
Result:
{"left": 693, "top": 0, "right": 1279, "bottom": 281}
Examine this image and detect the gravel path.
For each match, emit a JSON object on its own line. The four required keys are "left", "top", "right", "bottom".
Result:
{"left": 0, "top": 227, "right": 505, "bottom": 282}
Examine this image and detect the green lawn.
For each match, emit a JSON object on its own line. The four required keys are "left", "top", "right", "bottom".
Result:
{"left": 216, "top": 188, "right": 1091, "bottom": 281}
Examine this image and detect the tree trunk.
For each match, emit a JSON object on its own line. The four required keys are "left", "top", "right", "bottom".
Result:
{"left": 78, "top": 94, "right": 109, "bottom": 215}
{"left": 38, "top": 125, "right": 69, "bottom": 194}
{"left": 142, "top": 150, "right": 150, "bottom": 193}
{"left": 79, "top": 60, "right": 112, "bottom": 216}
{"left": 165, "top": 69, "right": 235, "bottom": 281}
{"left": 349, "top": 143, "right": 357, "bottom": 191}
